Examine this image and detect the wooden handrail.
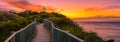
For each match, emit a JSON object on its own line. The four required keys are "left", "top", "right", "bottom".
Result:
{"left": 5, "top": 19, "right": 37, "bottom": 42}
{"left": 44, "top": 19, "right": 84, "bottom": 42}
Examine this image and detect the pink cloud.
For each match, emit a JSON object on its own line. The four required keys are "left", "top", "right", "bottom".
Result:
{"left": 0, "top": 0, "right": 56, "bottom": 12}
{"left": 84, "top": 5, "right": 120, "bottom": 11}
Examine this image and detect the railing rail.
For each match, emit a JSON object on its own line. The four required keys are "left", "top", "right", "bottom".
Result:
{"left": 43, "top": 19, "right": 84, "bottom": 42}
{"left": 5, "top": 19, "right": 37, "bottom": 42}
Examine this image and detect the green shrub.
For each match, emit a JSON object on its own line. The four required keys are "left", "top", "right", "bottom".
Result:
{"left": 0, "top": 10, "right": 107, "bottom": 42}
{"left": 48, "top": 13, "right": 105, "bottom": 42}
{"left": 0, "top": 18, "right": 31, "bottom": 41}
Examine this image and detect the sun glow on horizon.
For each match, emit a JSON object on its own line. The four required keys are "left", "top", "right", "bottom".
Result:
{"left": 0, "top": 0, "right": 120, "bottom": 18}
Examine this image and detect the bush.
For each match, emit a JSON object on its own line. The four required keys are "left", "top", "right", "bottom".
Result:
{"left": 0, "top": 18, "right": 30, "bottom": 41}
{"left": 0, "top": 11, "right": 19, "bottom": 22}
{"left": 0, "top": 10, "right": 106, "bottom": 42}
{"left": 0, "top": 10, "right": 43, "bottom": 41}
{"left": 106, "top": 39, "right": 114, "bottom": 42}
{"left": 48, "top": 13, "right": 105, "bottom": 42}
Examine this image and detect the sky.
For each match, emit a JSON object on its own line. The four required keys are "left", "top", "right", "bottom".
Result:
{"left": 0, "top": 0, "right": 120, "bottom": 18}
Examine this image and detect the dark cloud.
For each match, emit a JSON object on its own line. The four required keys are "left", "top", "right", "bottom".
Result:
{"left": 4, "top": 0, "right": 31, "bottom": 6}
{"left": 13, "top": 0, "right": 31, "bottom": 6}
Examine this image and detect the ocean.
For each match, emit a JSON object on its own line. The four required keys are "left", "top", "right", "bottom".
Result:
{"left": 73, "top": 18, "right": 120, "bottom": 42}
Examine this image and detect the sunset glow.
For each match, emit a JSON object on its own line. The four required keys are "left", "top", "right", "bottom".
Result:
{"left": 0, "top": 0, "right": 120, "bottom": 18}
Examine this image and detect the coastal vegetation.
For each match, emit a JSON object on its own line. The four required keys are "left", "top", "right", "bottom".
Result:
{"left": 0, "top": 11, "right": 113, "bottom": 42}
{"left": 0, "top": 11, "right": 41, "bottom": 42}
{"left": 0, "top": 11, "right": 30, "bottom": 42}
{"left": 46, "top": 13, "right": 105, "bottom": 42}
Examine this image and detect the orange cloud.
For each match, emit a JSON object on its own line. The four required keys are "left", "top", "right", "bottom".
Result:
{"left": 84, "top": 7, "right": 102, "bottom": 11}
{"left": 4, "top": 0, "right": 56, "bottom": 12}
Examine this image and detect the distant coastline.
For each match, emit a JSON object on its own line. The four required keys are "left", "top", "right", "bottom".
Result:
{"left": 72, "top": 17, "right": 120, "bottom": 22}
{"left": 72, "top": 16, "right": 120, "bottom": 19}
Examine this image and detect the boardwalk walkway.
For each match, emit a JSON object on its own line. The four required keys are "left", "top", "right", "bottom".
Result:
{"left": 31, "top": 23, "right": 51, "bottom": 42}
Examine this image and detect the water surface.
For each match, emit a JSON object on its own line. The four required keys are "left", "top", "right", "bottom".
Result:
{"left": 73, "top": 18, "right": 120, "bottom": 42}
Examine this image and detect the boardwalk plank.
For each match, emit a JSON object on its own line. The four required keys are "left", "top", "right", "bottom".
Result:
{"left": 31, "top": 24, "right": 51, "bottom": 42}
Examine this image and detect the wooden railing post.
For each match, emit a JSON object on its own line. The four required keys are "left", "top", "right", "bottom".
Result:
{"left": 5, "top": 18, "right": 37, "bottom": 42}
{"left": 20, "top": 30, "right": 25, "bottom": 42}
{"left": 43, "top": 19, "right": 84, "bottom": 42}
{"left": 10, "top": 31, "right": 15, "bottom": 42}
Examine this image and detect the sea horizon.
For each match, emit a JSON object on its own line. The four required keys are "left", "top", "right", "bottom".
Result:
{"left": 72, "top": 18, "right": 120, "bottom": 42}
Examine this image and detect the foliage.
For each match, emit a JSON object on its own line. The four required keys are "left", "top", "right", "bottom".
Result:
{"left": 106, "top": 39, "right": 114, "bottom": 42}
{"left": 0, "top": 18, "right": 30, "bottom": 42}
{"left": 0, "top": 10, "right": 113, "bottom": 42}
{"left": 0, "top": 11, "right": 19, "bottom": 22}
{"left": 0, "top": 10, "right": 41, "bottom": 42}
{"left": 48, "top": 13, "right": 105, "bottom": 42}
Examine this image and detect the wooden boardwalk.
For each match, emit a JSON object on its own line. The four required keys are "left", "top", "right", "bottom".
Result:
{"left": 31, "top": 23, "right": 51, "bottom": 42}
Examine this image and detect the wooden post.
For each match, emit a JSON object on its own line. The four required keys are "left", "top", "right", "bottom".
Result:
{"left": 10, "top": 31, "right": 15, "bottom": 42}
